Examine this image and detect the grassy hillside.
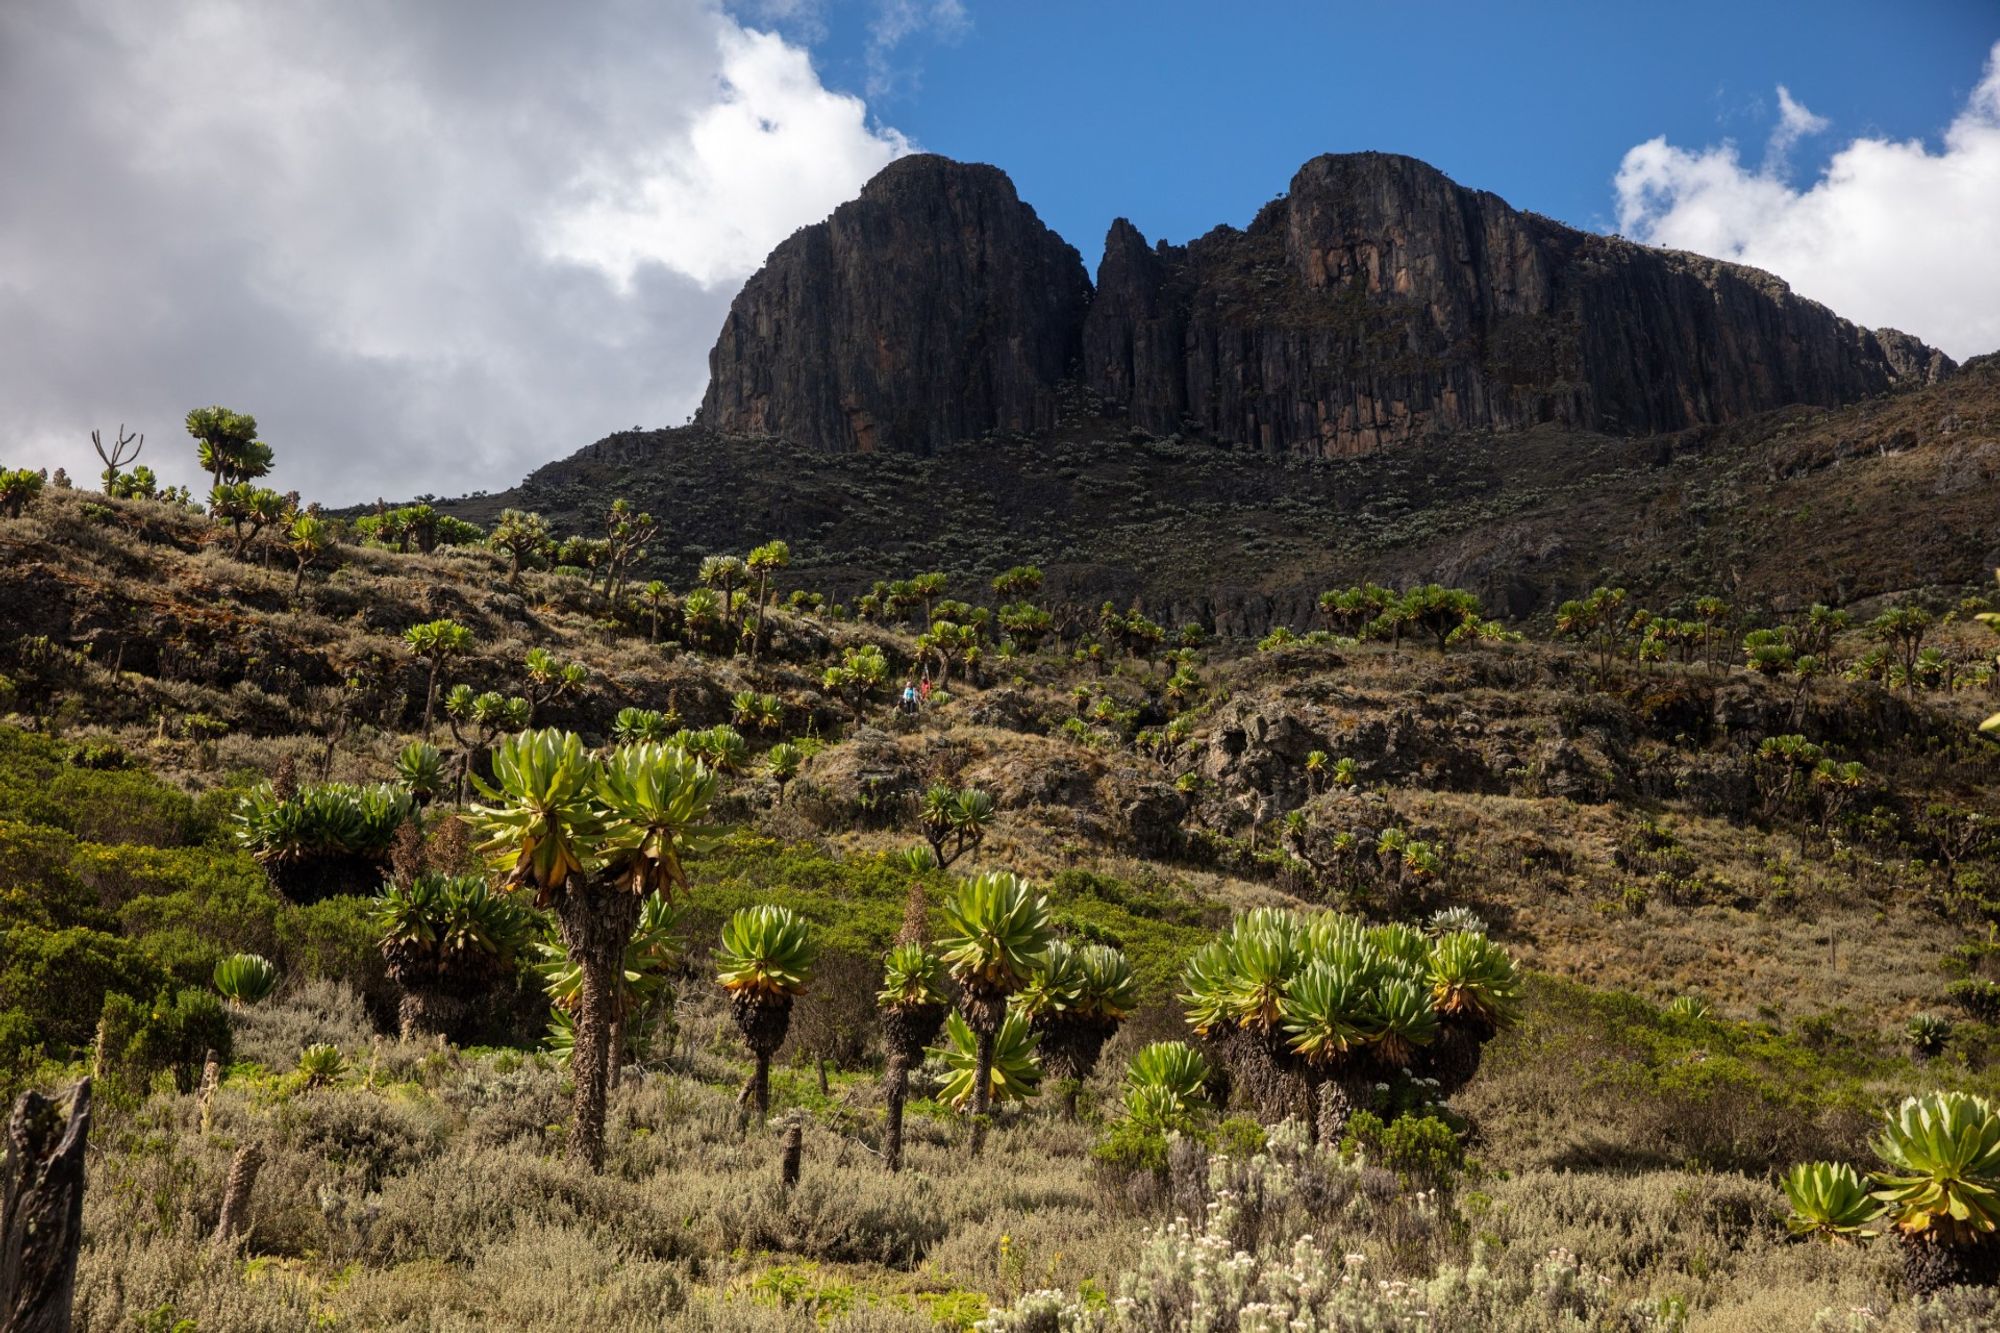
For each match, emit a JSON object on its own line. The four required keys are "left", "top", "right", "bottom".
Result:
{"left": 7, "top": 473, "right": 2000, "bottom": 1328}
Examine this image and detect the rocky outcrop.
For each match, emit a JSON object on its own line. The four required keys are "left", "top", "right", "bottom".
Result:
{"left": 693, "top": 151, "right": 1956, "bottom": 460}
{"left": 699, "top": 154, "right": 1091, "bottom": 454}
{"left": 1084, "top": 153, "right": 1953, "bottom": 455}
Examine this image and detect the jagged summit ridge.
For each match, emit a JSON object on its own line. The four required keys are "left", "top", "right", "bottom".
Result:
{"left": 700, "top": 150, "right": 1953, "bottom": 456}
{"left": 698, "top": 153, "right": 1091, "bottom": 455}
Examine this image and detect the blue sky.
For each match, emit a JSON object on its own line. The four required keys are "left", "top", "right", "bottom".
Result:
{"left": 790, "top": 0, "right": 1993, "bottom": 252}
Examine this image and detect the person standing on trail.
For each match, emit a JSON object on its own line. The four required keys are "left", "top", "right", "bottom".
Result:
{"left": 901, "top": 680, "right": 919, "bottom": 715}
{"left": 918, "top": 674, "right": 933, "bottom": 706}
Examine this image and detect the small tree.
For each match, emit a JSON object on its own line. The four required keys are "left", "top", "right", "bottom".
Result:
{"left": 992, "top": 565, "right": 1043, "bottom": 600}
{"left": 716, "top": 905, "right": 816, "bottom": 1123}
{"left": 1398, "top": 585, "right": 1484, "bottom": 653}
{"left": 522, "top": 648, "right": 587, "bottom": 725}
{"left": 467, "top": 732, "right": 717, "bottom": 1169}
{"left": 1693, "top": 595, "right": 1731, "bottom": 671}
{"left": 641, "top": 581, "right": 669, "bottom": 641}
{"left": 373, "top": 873, "right": 533, "bottom": 1040}
{"left": 746, "top": 540, "right": 791, "bottom": 662}
{"left": 287, "top": 513, "right": 330, "bottom": 600}
{"left": 1871, "top": 605, "right": 1934, "bottom": 693}
{"left": 764, "top": 742, "right": 802, "bottom": 803}
{"left": 908, "top": 572, "right": 949, "bottom": 626}
{"left": 822, "top": 644, "right": 889, "bottom": 720}
{"left": 600, "top": 500, "right": 655, "bottom": 603}
{"left": 698, "top": 555, "right": 746, "bottom": 643}
{"left": 1018, "top": 942, "right": 1137, "bottom": 1118}
{"left": 877, "top": 937, "right": 947, "bottom": 1172}
{"left": 0, "top": 467, "right": 46, "bottom": 518}
{"left": 185, "top": 406, "right": 271, "bottom": 488}
{"left": 208, "top": 483, "right": 286, "bottom": 558}
{"left": 488, "top": 509, "right": 553, "bottom": 587}
{"left": 404, "top": 619, "right": 473, "bottom": 738}
{"left": 936, "top": 871, "right": 1052, "bottom": 1155}
{"left": 444, "top": 686, "right": 530, "bottom": 802}
{"left": 917, "top": 785, "right": 994, "bottom": 869}
{"left": 998, "top": 601, "right": 1053, "bottom": 654}
{"left": 91, "top": 425, "right": 143, "bottom": 494}
{"left": 1555, "top": 587, "right": 1631, "bottom": 681}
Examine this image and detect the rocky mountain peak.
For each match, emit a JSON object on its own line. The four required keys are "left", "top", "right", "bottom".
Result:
{"left": 697, "top": 153, "right": 1090, "bottom": 454}
{"left": 703, "top": 151, "right": 1954, "bottom": 458}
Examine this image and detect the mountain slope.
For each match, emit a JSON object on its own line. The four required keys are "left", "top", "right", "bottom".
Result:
{"left": 448, "top": 354, "right": 2000, "bottom": 630}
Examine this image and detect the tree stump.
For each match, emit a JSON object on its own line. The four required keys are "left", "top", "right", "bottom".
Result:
{"left": 196, "top": 1050, "right": 221, "bottom": 1134}
{"left": 1, "top": 1078, "right": 92, "bottom": 1333}
{"left": 779, "top": 1117, "right": 803, "bottom": 1193}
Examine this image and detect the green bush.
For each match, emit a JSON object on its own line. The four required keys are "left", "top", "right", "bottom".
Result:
{"left": 0, "top": 819, "right": 101, "bottom": 930}
{"left": 97, "top": 987, "right": 232, "bottom": 1093}
{"left": 1213, "top": 1115, "right": 1268, "bottom": 1160}
{"left": 1341, "top": 1110, "right": 1466, "bottom": 1188}
{"left": 1091, "top": 1117, "right": 1173, "bottom": 1175}
{"left": 0, "top": 924, "right": 167, "bottom": 1053}
{"left": 1948, "top": 978, "right": 2000, "bottom": 1023}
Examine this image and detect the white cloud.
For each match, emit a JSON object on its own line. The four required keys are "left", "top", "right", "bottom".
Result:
{"left": 865, "top": 0, "right": 970, "bottom": 97}
{"left": 1614, "top": 41, "right": 2000, "bottom": 362}
{"left": 0, "top": 0, "right": 913, "bottom": 503}
{"left": 542, "top": 26, "right": 909, "bottom": 289}
{"left": 1763, "top": 85, "right": 1830, "bottom": 173}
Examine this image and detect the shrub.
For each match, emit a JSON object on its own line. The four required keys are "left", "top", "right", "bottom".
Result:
{"left": 275, "top": 1088, "right": 453, "bottom": 1192}
{"left": 0, "top": 923, "right": 168, "bottom": 1053}
{"left": 712, "top": 1167, "right": 950, "bottom": 1268}
{"left": 97, "top": 987, "right": 232, "bottom": 1093}
{"left": 367, "top": 1145, "right": 687, "bottom": 1265}
{"left": 1948, "top": 978, "right": 2000, "bottom": 1023}
{"left": 1091, "top": 1117, "right": 1174, "bottom": 1175}
{"left": 276, "top": 895, "right": 394, "bottom": 1018}
{"left": 1341, "top": 1110, "right": 1466, "bottom": 1189}
{"left": 229, "top": 977, "right": 378, "bottom": 1071}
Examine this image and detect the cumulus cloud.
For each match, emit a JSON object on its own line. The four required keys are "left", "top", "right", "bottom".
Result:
{"left": 1614, "top": 42, "right": 2000, "bottom": 362}
{"left": 0, "top": 0, "right": 912, "bottom": 503}
{"left": 543, "top": 27, "right": 910, "bottom": 288}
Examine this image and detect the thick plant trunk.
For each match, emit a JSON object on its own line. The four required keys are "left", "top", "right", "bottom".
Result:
{"left": 397, "top": 988, "right": 465, "bottom": 1043}
{"left": 733, "top": 994, "right": 792, "bottom": 1127}
{"left": 1, "top": 1080, "right": 91, "bottom": 1333}
{"left": 969, "top": 1027, "right": 996, "bottom": 1157}
{"left": 607, "top": 1015, "right": 625, "bottom": 1091}
{"left": 879, "top": 1002, "right": 943, "bottom": 1174}
{"left": 751, "top": 1054, "right": 771, "bottom": 1123}
{"left": 883, "top": 1060, "right": 909, "bottom": 1173}
{"left": 555, "top": 884, "right": 642, "bottom": 1173}
{"left": 1899, "top": 1233, "right": 2000, "bottom": 1296}
{"left": 421, "top": 663, "right": 440, "bottom": 739}
{"left": 1314, "top": 1081, "right": 1351, "bottom": 1151}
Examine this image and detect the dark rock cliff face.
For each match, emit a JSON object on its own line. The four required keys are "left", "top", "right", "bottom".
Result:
{"left": 1084, "top": 153, "right": 1953, "bottom": 454}
{"left": 698, "top": 154, "right": 1092, "bottom": 454}
{"left": 703, "top": 150, "right": 1953, "bottom": 458}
